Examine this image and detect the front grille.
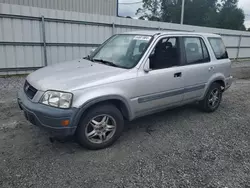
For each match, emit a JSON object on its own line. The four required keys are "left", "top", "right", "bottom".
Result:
{"left": 24, "top": 81, "right": 37, "bottom": 99}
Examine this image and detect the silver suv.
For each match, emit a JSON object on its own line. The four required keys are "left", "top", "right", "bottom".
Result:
{"left": 18, "top": 31, "right": 233, "bottom": 150}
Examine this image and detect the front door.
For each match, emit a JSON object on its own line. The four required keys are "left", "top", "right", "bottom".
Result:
{"left": 133, "top": 36, "right": 185, "bottom": 117}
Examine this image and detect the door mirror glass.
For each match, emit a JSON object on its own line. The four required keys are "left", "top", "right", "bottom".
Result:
{"left": 143, "top": 58, "right": 152, "bottom": 72}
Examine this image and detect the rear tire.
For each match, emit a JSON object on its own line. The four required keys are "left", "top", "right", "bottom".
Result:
{"left": 76, "top": 104, "right": 124, "bottom": 150}
{"left": 199, "top": 83, "right": 222, "bottom": 112}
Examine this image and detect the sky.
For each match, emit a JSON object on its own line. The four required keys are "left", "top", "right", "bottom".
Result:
{"left": 118, "top": 0, "right": 250, "bottom": 29}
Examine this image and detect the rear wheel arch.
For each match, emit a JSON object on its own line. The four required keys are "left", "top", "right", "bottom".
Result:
{"left": 207, "top": 79, "right": 225, "bottom": 93}
{"left": 205, "top": 76, "right": 225, "bottom": 92}
{"left": 214, "top": 80, "right": 225, "bottom": 91}
{"left": 201, "top": 78, "right": 225, "bottom": 101}
{"left": 199, "top": 82, "right": 222, "bottom": 112}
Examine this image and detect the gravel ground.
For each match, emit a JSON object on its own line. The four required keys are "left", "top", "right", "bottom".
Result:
{"left": 0, "top": 65, "right": 250, "bottom": 188}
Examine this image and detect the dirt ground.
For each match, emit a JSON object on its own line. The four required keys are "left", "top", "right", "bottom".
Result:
{"left": 0, "top": 65, "right": 250, "bottom": 188}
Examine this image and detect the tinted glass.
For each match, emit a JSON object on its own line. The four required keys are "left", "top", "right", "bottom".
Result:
{"left": 184, "top": 37, "right": 210, "bottom": 64}
{"left": 149, "top": 37, "right": 180, "bottom": 70}
{"left": 162, "top": 37, "right": 176, "bottom": 47}
{"left": 184, "top": 37, "right": 203, "bottom": 64}
{"left": 208, "top": 38, "right": 228, "bottom": 59}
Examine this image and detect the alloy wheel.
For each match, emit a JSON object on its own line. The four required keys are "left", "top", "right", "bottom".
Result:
{"left": 208, "top": 88, "right": 220, "bottom": 108}
{"left": 85, "top": 114, "right": 117, "bottom": 144}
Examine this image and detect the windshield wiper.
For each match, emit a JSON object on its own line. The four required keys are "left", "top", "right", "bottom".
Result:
{"left": 92, "top": 59, "right": 121, "bottom": 68}
{"left": 83, "top": 55, "right": 94, "bottom": 62}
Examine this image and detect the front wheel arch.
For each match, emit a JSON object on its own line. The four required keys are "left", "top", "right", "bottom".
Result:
{"left": 76, "top": 103, "right": 124, "bottom": 150}
{"left": 73, "top": 96, "right": 132, "bottom": 129}
{"left": 83, "top": 99, "right": 130, "bottom": 120}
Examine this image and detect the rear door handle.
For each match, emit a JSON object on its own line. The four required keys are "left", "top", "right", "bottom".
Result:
{"left": 174, "top": 72, "right": 182, "bottom": 77}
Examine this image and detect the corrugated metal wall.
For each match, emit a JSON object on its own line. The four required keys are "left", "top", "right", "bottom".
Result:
{"left": 0, "top": 0, "right": 117, "bottom": 16}
{"left": 0, "top": 3, "right": 250, "bottom": 75}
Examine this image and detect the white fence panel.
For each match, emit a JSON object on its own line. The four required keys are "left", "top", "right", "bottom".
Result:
{"left": 221, "top": 36, "right": 239, "bottom": 47}
{"left": 227, "top": 48, "right": 238, "bottom": 59}
{"left": 47, "top": 46, "right": 88, "bottom": 65}
{"left": 0, "top": 19, "right": 41, "bottom": 42}
{"left": 241, "top": 37, "right": 250, "bottom": 47}
{"left": 0, "top": 3, "right": 250, "bottom": 75}
{"left": 0, "top": 46, "right": 44, "bottom": 69}
{"left": 239, "top": 49, "right": 250, "bottom": 58}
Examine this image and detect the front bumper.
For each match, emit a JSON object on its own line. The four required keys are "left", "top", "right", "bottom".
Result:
{"left": 17, "top": 89, "right": 78, "bottom": 137}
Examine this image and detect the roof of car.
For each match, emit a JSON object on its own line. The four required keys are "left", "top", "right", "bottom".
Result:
{"left": 123, "top": 30, "right": 221, "bottom": 38}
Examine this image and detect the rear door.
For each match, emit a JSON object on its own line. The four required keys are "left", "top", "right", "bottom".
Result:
{"left": 180, "top": 36, "right": 214, "bottom": 101}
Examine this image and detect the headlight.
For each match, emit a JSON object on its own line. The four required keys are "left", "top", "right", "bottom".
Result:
{"left": 40, "top": 91, "right": 73, "bottom": 109}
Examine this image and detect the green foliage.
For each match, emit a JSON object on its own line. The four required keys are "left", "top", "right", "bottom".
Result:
{"left": 161, "top": 0, "right": 181, "bottom": 23}
{"left": 136, "top": 0, "right": 246, "bottom": 31}
{"left": 216, "top": 0, "right": 246, "bottom": 30}
{"left": 136, "top": 0, "right": 162, "bottom": 21}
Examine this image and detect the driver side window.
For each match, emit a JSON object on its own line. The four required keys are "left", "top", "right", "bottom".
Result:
{"left": 149, "top": 37, "right": 180, "bottom": 70}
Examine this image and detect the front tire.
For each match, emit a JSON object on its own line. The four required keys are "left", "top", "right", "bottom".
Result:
{"left": 76, "top": 104, "right": 124, "bottom": 150}
{"left": 199, "top": 83, "right": 222, "bottom": 112}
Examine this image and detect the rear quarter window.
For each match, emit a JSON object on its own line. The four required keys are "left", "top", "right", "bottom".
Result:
{"left": 208, "top": 38, "right": 228, "bottom": 60}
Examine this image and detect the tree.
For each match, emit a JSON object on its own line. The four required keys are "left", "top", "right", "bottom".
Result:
{"left": 137, "top": 0, "right": 220, "bottom": 25}
{"left": 136, "top": 0, "right": 246, "bottom": 31}
{"left": 180, "top": 0, "right": 218, "bottom": 27}
{"left": 248, "top": 28, "right": 250, "bottom": 31}
{"left": 161, "top": 0, "right": 182, "bottom": 23}
{"left": 217, "top": 0, "right": 246, "bottom": 30}
{"left": 136, "top": 0, "right": 162, "bottom": 21}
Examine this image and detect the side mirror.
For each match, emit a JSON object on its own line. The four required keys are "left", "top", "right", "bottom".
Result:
{"left": 143, "top": 58, "right": 152, "bottom": 73}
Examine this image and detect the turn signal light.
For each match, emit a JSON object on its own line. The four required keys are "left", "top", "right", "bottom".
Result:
{"left": 61, "top": 120, "right": 70, "bottom": 126}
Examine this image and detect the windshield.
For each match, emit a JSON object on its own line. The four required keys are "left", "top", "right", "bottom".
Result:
{"left": 91, "top": 34, "right": 152, "bottom": 69}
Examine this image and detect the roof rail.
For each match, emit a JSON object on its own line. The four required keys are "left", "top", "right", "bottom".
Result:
{"left": 153, "top": 32, "right": 161, "bottom": 36}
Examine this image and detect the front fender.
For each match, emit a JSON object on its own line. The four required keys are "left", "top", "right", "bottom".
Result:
{"left": 71, "top": 86, "right": 135, "bottom": 125}
{"left": 72, "top": 94, "right": 134, "bottom": 128}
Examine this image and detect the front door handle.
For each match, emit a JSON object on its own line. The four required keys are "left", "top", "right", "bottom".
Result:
{"left": 174, "top": 72, "right": 182, "bottom": 78}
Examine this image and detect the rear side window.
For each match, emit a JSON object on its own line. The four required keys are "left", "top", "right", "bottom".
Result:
{"left": 208, "top": 38, "right": 228, "bottom": 59}
{"left": 183, "top": 37, "right": 210, "bottom": 65}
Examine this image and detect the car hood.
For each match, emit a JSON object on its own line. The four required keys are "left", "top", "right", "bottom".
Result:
{"left": 27, "top": 59, "right": 128, "bottom": 91}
